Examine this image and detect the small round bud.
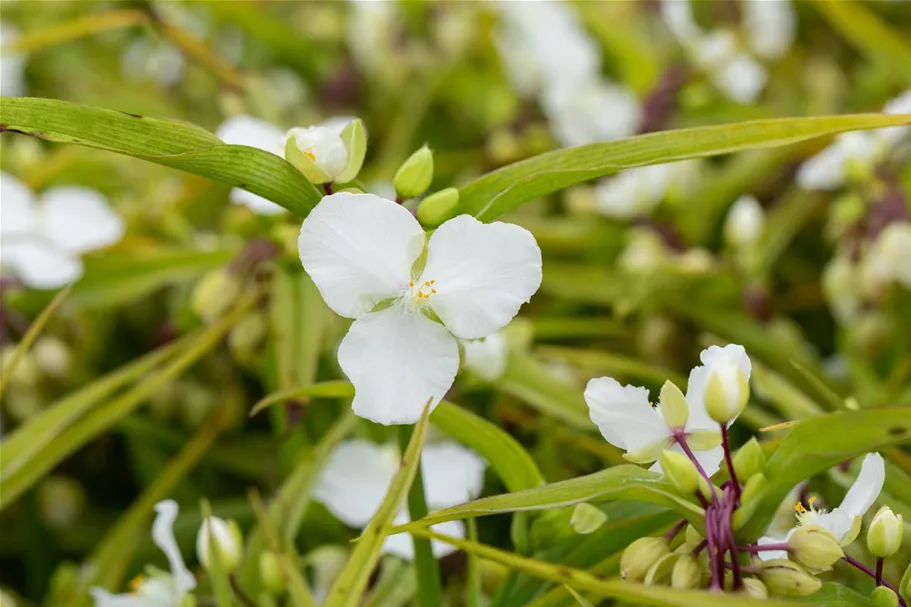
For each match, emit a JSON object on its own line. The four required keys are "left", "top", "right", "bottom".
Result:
{"left": 684, "top": 525, "right": 703, "bottom": 548}
{"left": 196, "top": 516, "right": 243, "bottom": 573}
{"left": 742, "top": 578, "right": 768, "bottom": 599}
{"left": 259, "top": 550, "right": 285, "bottom": 597}
{"left": 704, "top": 364, "right": 750, "bottom": 424}
{"left": 659, "top": 380, "right": 689, "bottom": 429}
{"left": 191, "top": 269, "right": 241, "bottom": 323}
{"left": 394, "top": 145, "right": 434, "bottom": 200}
{"left": 416, "top": 187, "right": 459, "bottom": 227}
{"left": 758, "top": 559, "right": 822, "bottom": 597}
{"left": 659, "top": 450, "right": 700, "bottom": 496}
{"left": 621, "top": 537, "right": 671, "bottom": 582}
{"left": 789, "top": 525, "right": 844, "bottom": 571}
{"left": 229, "top": 312, "right": 268, "bottom": 364}
{"left": 732, "top": 437, "right": 766, "bottom": 481}
{"left": 39, "top": 476, "right": 85, "bottom": 529}
{"left": 32, "top": 336, "right": 72, "bottom": 379}
{"left": 867, "top": 506, "right": 903, "bottom": 558}
{"left": 871, "top": 586, "right": 899, "bottom": 607}
{"left": 569, "top": 503, "right": 607, "bottom": 535}
{"left": 0, "top": 347, "right": 40, "bottom": 389}
{"left": 671, "top": 554, "right": 701, "bottom": 589}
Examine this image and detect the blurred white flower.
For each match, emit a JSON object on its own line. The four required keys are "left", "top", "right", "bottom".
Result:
{"left": 314, "top": 439, "right": 486, "bottom": 560}
{"left": 461, "top": 331, "right": 508, "bottom": 382}
{"left": 1, "top": 22, "right": 26, "bottom": 96}
{"left": 822, "top": 253, "right": 863, "bottom": 323}
{"left": 618, "top": 229, "right": 669, "bottom": 274}
{"left": 0, "top": 172, "right": 124, "bottom": 289}
{"left": 91, "top": 500, "right": 196, "bottom": 607}
{"left": 541, "top": 78, "right": 641, "bottom": 147}
{"left": 742, "top": 0, "right": 797, "bottom": 61}
{"left": 584, "top": 344, "right": 751, "bottom": 475}
{"left": 758, "top": 453, "right": 885, "bottom": 560}
{"left": 595, "top": 161, "right": 700, "bottom": 219}
{"left": 121, "top": 37, "right": 185, "bottom": 88}
{"left": 196, "top": 516, "right": 243, "bottom": 573}
{"left": 298, "top": 192, "right": 542, "bottom": 425}
{"left": 861, "top": 222, "right": 911, "bottom": 294}
{"left": 346, "top": 0, "right": 398, "bottom": 74}
{"left": 724, "top": 195, "right": 765, "bottom": 249}
{"left": 693, "top": 30, "right": 768, "bottom": 104}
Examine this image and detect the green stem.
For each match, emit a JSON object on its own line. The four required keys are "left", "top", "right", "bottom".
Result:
{"left": 466, "top": 518, "right": 481, "bottom": 607}
{"left": 397, "top": 425, "right": 444, "bottom": 607}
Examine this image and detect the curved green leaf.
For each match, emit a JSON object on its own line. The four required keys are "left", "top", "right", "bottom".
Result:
{"left": 0, "top": 97, "right": 321, "bottom": 215}
{"left": 796, "top": 583, "right": 872, "bottom": 606}
{"left": 458, "top": 114, "right": 911, "bottom": 220}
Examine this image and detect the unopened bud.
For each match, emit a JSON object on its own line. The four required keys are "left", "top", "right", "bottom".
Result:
{"left": 871, "top": 586, "right": 899, "bottom": 607}
{"left": 0, "top": 347, "right": 39, "bottom": 388}
{"left": 285, "top": 125, "right": 348, "bottom": 184}
{"left": 867, "top": 506, "right": 903, "bottom": 558}
{"left": 394, "top": 145, "right": 434, "bottom": 199}
{"left": 659, "top": 450, "right": 699, "bottom": 495}
{"left": 671, "top": 554, "right": 701, "bottom": 589}
{"left": 39, "top": 475, "right": 85, "bottom": 529}
{"left": 732, "top": 437, "right": 767, "bottom": 481}
{"left": 704, "top": 364, "right": 750, "bottom": 424}
{"left": 659, "top": 380, "right": 689, "bottom": 429}
{"left": 32, "top": 336, "right": 71, "bottom": 379}
{"left": 789, "top": 525, "right": 844, "bottom": 570}
{"left": 229, "top": 312, "right": 268, "bottom": 364}
{"left": 759, "top": 559, "right": 822, "bottom": 597}
{"left": 416, "top": 187, "right": 459, "bottom": 227}
{"left": 724, "top": 194, "right": 765, "bottom": 249}
{"left": 334, "top": 119, "right": 367, "bottom": 183}
{"left": 191, "top": 269, "right": 241, "bottom": 323}
{"left": 645, "top": 553, "right": 678, "bottom": 585}
{"left": 621, "top": 537, "right": 670, "bottom": 582}
{"left": 570, "top": 503, "right": 608, "bottom": 535}
{"left": 684, "top": 525, "right": 703, "bottom": 548}
{"left": 741, "top": 578, "right": 768, "bottom": 599}
{"left": 196, "top": 516, "right": 243, "bottom": 573}
{"left": 259, "top": 550, "right": 285, "bottom": 597}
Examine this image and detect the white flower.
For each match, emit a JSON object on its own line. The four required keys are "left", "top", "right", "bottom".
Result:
{"left": 0, "top": 172, "right": 125, "bottom": 289}
{"left": 461, "top": 331, "right": 508, "bottom": 382}
{"left": 1, "top": 21, "right": 26, "bottom": 97}
{"left": 757, "top": 453, "right": 885, "bottom": 560}
{"left": 313, "top": 439, "right": 486, "bottom": 560}
{"left": 741, "top": 0, "right": 797, "bottom": 61}
{"left": 584, "top": 344, "right": 751, "bottom": 475}
{"left": 541, "top": 78, "right": 641, "bottom": 147}
{"left": 91, "top": 500, "right": 196, "bottom": 607}
{"left": 346, "top": 0, "right": 398, "bottom": 74}
{"left": 594, "top": 161, "right": 699, "bottom": 219}
{"left": 724, "top": 195, "right": 765, "bottom": 249}
{"left": 121, "top": 37, "right": 185, "bottom": 88}
{"left": 298, "top": 192, "right": 542, "bottom": 425}
{"left": 861, "top": 222, "right": 911, "bottom": 294}
{"left": 285, "top": 125, "right": 348, "bottom": 183}
{"left": 618, "top": 229, "right": 669, "bottom": 274}
{"left": 694, "top": 30, "right": 767, "bottom": 104}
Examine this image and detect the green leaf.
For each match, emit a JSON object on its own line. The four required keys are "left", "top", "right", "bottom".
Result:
{"left": 457, "top": 114, "right": 911, "bottom": 221}
{"left": 738, "top": 408, "right": 911, "bottom": 539}
{"left": 389, "top": 465, "right": 703, "bottom": 534}
{"left": 0, "top": 97, "right": 321, "bottom": 215}
{"left": 795, "top": 583, "right": 872, "bottom": 606}
{"left": 565, "top": 586, "right": 596, "bottom": 607}
{"left": 322, "top": 402, "right": 433, "bottom": 607}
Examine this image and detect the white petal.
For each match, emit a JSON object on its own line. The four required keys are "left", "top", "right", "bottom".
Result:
{"left": 686, "top": 344, "right": 751, "bottom": 432}
{"left": 382, "top": 515, "right": 465, "bottom": 560}
{"left": 229, "top": 187, "right": 287, "bottom": 215}
{"left": 39, "top": 187, "right": 124, "bottom": 253}
{"left": 460, "top": 332, "right": 508, "bottom": 381}
{"left": 2, "top": 241, "right": 84, "bottom": 289}
{"left": 878, "top": 89, "right": 911, "bottom": 146}
{"left": 835, "top": 453, "right": 885, "bottom": 522}
{"left": 338, "top": 305, "right": 460, "bottom": 425}
{"left": 756, "top": 531, "right": 792, "bottom": 562}
{"left": 0, "top": 22, "right": 26, "bottom": 97}
{"left": 542, "top": 78, "right": 641, "bottom": 147}
{"left": 724, "top": 195, "right": 765, "bottom": 248}
{"left": 320, "top": 116, "right": 355, "bottom": 135}
{"left": 812, "top": 510, "right": 855, "bottom": 543}
{"left": 1, "top": 171, "right": 37, "bottom": 237}
{"left": 314, "top": 439, "right": 399, "bottom": 527}
{"left": 421, "top": 442, "right": 487, "bottom": 509}
{"left": 661, "top": 0, "right": 702, "bottom": 45}
{"left": 711, "top": 52, "right": 767, "bottom": 104}
{"left": 215, "top": 114, "right": 285, "bottom": 156}
{"left": 89, "top": 588, "right": 151, "bottom": 607}
{"left": 151, "top": 500, "right": 196, "bottom": 596}
{"left": 299, "top": 192, "right": 424, "bottom": 318}
{"left": 796, "top": 144, "right": 848, "bottom": 190}
{"left": 286, "top": 125, "right": 348, "bottom": 180}
{"left": 420, "top": 215, "right": 542, "bottom": 339}
{"left": 742, "top": 0, "right": 796, "bottom": 60}
{"left": 584, "top": 377, "right": 668, "bottom": 453}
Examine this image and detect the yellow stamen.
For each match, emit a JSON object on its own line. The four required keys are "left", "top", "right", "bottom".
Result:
{"left": 431, "top": 288, "right": 437, "bottom": 294}
{"left": 304, "top": 150, "right": 316, "bottom": 161}
{"left": 409, "top": 281, "right": 414, "bottom": 287}
{"left": 808, "top": 496, "right": 817, "bottom": 506}
{"left": 795, "top": 502, "right": 806, "bottom": 514}
{"left": 129, "top": 574, "right": 145, "bottom": 594}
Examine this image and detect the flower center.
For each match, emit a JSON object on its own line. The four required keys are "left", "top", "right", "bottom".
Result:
{"left": 408, "top": 279, "right": 437, "bottom": 307}
{"left": 304, "top": 149, "right": 317, "bottom": 161}
{"left": 129, "top": 574, "right": 145, "bottom": 595}
{"left": 794, "top": 496, "right": 826, "bottom": 525}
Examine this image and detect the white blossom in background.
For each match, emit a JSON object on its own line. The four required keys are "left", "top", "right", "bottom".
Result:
{"left": 314, "top": 439, "right": 486, "bottom": 559}
{"left": 0, "top": 172, "right": 125, "bottom": 289}
{"left": 661, "top": 0, "right": 795, "bottom": 103}
{"left": 822, "top": 253, "right": 863, "bottom": 323}
{"left": 861, "top": 222, "right": 911, "bottom": 294}
{"left": 541, "top": 78, "right": 641, "bottom": 148}
{"left": 757, "top": 453, "right": 885, "bottom": 560}
{"left": 724, "top": 195, "right": 765, "bottom": 249}
{"left": 121, "top": 37, "right": 185, "bottom": 89}
{"left": 461, "top": 331, "right": 508, "bottom": 382}
{"left": 584, "top": 344, "right": 751, "bottom": 475}
{"left": 346, "top": 0, "right": 399, "bottom": 75}
{"left": 594, "top": 161, "right": 700, "bottom": 219}
{"left": 617, "top": 228, "right": 669, "bottom": 274}
{"left": 91, "top": 500, "right": 196, "bottom": 607}
{"left": 798, "top": 90, "right": 911, "bottom": 191}
{"left": 298, "top": 192, "right": 542, "bottom": 425}
{"left": 1, "top": 22, "right": 26, "bottom": 96}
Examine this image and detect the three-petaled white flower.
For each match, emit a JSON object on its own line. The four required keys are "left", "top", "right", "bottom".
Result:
{"left": 584, "top": 344, "right": 751, "bottom": 475}
{"left": 1, "top": 172, "right": 125, "bottom": 289}
{"left": 314, "top": 439, "right": 486, "bottom": 559}
{"left": 757, "top": 453, "right": 885, "bottom": 561}
{"left": 298, "top": 192, "right": 542, "bottom": 425}
{"left": 91, "top": 500, "right": 196, "bottom": 607}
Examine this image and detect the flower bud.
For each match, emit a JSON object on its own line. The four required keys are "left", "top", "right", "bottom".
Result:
{"left": 191, "top": 269, "right": 241, "bottom": 323}
{"left": 259, "top": 550, "right": 285, "bottom": 597}
{"left": 659, "top": 449, "right": 700, "bottom": 496}
{"left": 704, "top": 363, "right": 750, "bottom": 424}
{"left": 334, "top": 119, "right": 367, "bottom": 183}
{"left": 196, "top": 516, "right": 243, "bottom": 573}
{"left": 393, "top": 145, "right": 434, "bottom": 200}
{"left": 724, "top": 194, "right": 765, "bottom": 249}
{"left": 39, "top": 475, "right": 85, "bottom": 530}
{"left": 732, "top": 437, "right": 766, "bottom": 481}
{"left": 659, "top": 380, "right": 689, "bottom": 429}
{"left": 285, "top": 125, "right": 348, "bottom": 184}
{"left": 867, "top": 506, "right": 903, "bottom": 558}
{"left": 621, "top": 537, "right": 670, "bottom": 582}
{"left": 871, "top": 586, "right": 899, "bottom": 607}
{"left": 417, "top": 187, "right": 459, "bottom": 227}
{"left": 789, "top": 525, "right": 844, "bottom": 571}
{"left": 569, "top": 503, "right": 608, "bottom": 535}
{"left": 0, "top": 347, "right": 40, "bottom": 389}
{"left": 758, "top": 559, "right": 822, "bottom": 597}
{"left": 32, "top": 336, "right": 72, "bottom": 379}
{"left": 229, "top": 312, "right": 268, "bottom": 364}
{"left": 684, "top": 525, "right": 703, "bottom": 548}
{"left": 671, "top": 554, "right": 701, "bottom": 589}
{"left": 644, "top": 553, "right": 678, "bottom": 585}
{"left": 742, "top": 578, "right": 768, "bottom": 599}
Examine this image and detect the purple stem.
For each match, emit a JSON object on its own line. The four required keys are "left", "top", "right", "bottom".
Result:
{"left": 720, "top": 425, "right": 741, "bottom": 503}
{"left": 876, "top": 557, "right": 884, "bottom": 586}
{"left": 675, "top": 432, "right": 719, "bottom": 505}
{"left": 737, "top": 543, "right": 791, "bottom": 553}
{"left": 664, "top": 519, "right": 688, "bottom": 542}
{"left": 324, "top": 183, "right": 334, "bottom": 195}
{"left": 705, "top": 508, "right": 722, "bottom": 590}
{"left": 843, "top": 555, "right": 907, "bottom": 607}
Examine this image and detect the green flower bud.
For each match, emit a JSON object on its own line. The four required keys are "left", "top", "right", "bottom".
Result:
{"left": 789, "top": 525, "right": 844, "bottom": 571}
{"left": 39, "top": 475, "right": 85, "bottom": 530}
{"left": 196, "top": 516, "right": 244, "bottom": 574}
{"left": 229, "top": 312, "right": 268, "bottom": 364}
{"left": 659, "top": 449, "right": 700, "bottom": 495}
{"left": 569, "top": 503, "right": 608, "bottom": 535}
{"left": 335, "top": 119, "right": 367, "bottom": 183}
{"left": 191, "top": 269, "right": 241, "bottom": 323}
{"left": 0, "top": 346, "right": 40, "bottom": 389}
{"left": 659, "top": 380, "right": 689, "bottom": 429}
{"left": 705, "top": 364, "right": 750, "bottom": 424}
{"left": 732, "top": 437, "right": 767, "bottom": 480}
{"left": 671, "top": 554, "right": 701, "bottom": 589}
{"left": 259, "top": 550, "right": 286, "bottom": 597}
{"left": 902, "top": 561, "right": 911, "bottom": 603}
{"left": 739, "top": 473, "right": 768, "bottom": 509}
{"left": 0, "top": 589, "right": 18, "bottom": 607}
{"left": 871, "top": 586, "right": 899, "bottom": 607}
{"left": 759, "top": 559, "right": 822, "bottom": 597}
{"left": 32, "top": 336, "right": 72, "bottom": 379}
{"left": 394, "top": 145, "right": 434, "bottom": 200}
{"left": 416, "top": 187, "right": 459, "bottom": 227}
{"left": 645, "top": 552, "right": 679, "bottom": 585}
{"left": 741, "top": 578, "right": 768, "bottom": 599}
{"left": 867, "top": 506, "right": 904, "bottom": 558}
{"left": 621, "top": 537, "right": 671, "bottom": 582}
{"left": 684, "top": 525, "right": 703, "bottom": 548}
